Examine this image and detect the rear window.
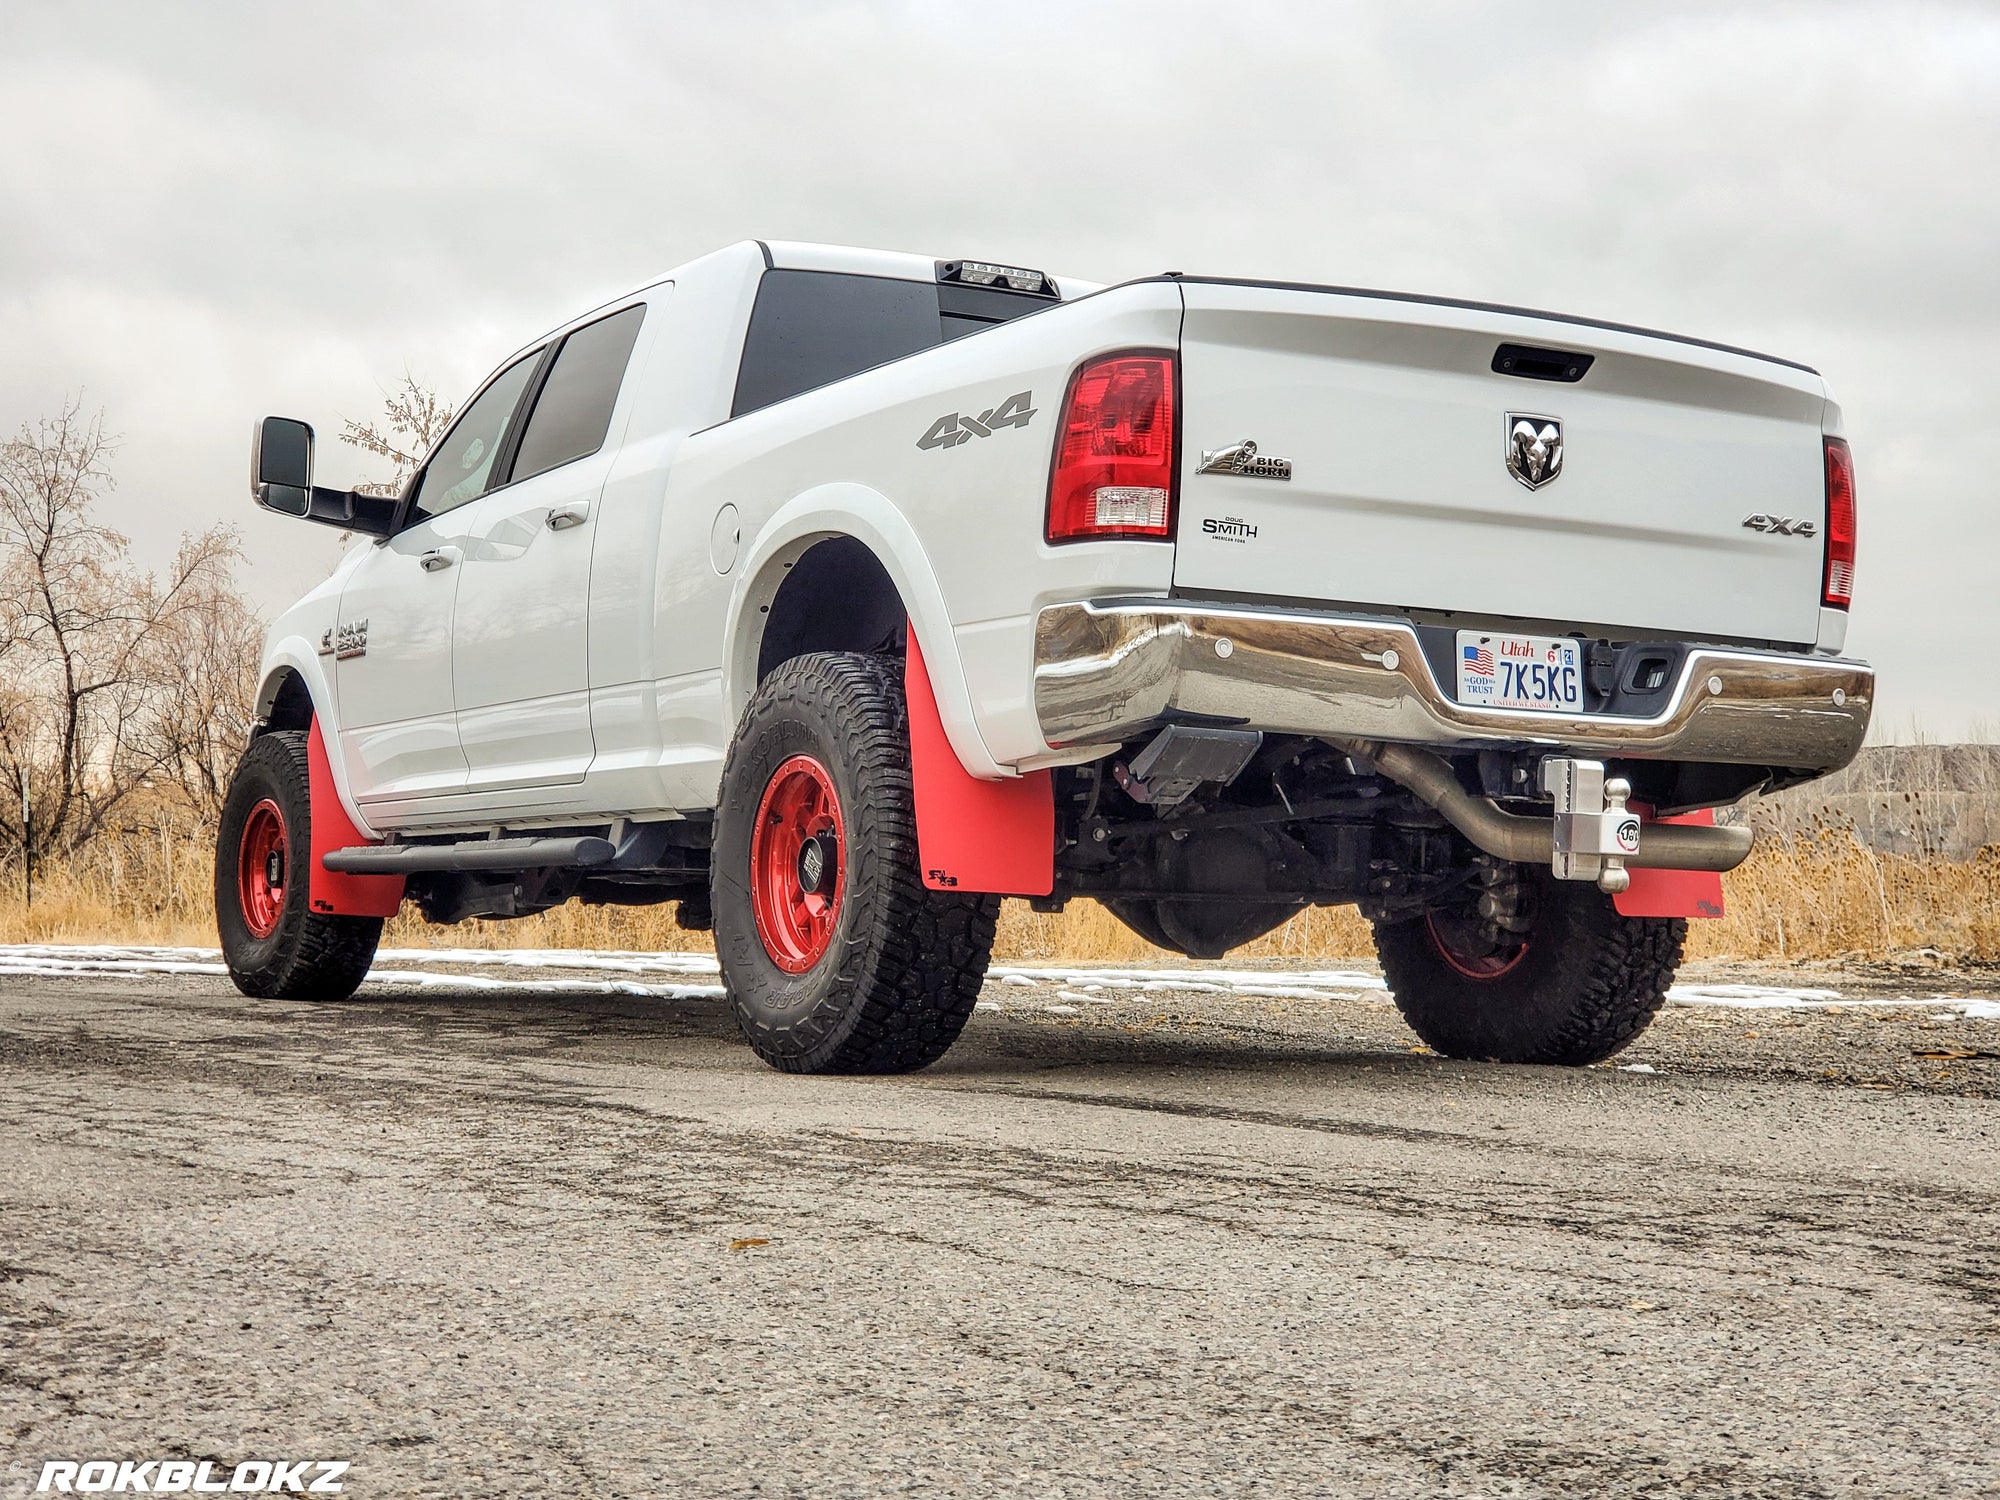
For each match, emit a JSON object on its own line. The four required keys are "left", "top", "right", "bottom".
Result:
{"left": 511, "top": 304, "right": 646, "bottom": 483}
{"left": 731, "top": 269, "right": 1052, "bottom": 418}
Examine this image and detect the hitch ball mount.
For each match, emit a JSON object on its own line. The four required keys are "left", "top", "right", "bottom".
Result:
{"left": 1541, "top": 757, "right": 1642, "bottom": 894}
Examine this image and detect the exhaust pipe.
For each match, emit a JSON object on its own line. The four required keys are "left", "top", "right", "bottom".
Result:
{"left": 1326, "top": 738, "right": 1754, "bottom": 875}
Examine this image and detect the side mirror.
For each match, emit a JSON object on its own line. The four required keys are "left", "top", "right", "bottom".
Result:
{"left": 251, "top": 416, "right": 315, "bottom": 517}
{"left": 248, "top": 415, "right": 398, "bottom": 537}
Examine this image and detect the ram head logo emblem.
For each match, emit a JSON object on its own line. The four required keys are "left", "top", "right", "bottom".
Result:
{"left": 1506, "top": 414, "right": 1563, "bottom": 490}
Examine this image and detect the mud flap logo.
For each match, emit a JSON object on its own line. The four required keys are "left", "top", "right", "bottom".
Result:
{"left": 917, "top": 392, "right": 1034, "bottom": 450}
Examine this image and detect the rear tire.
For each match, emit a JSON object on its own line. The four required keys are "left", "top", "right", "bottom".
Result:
{"left": 712, "top": 652, "right": 1000, "bottom": 1074}
{"left": 1371, "top": 867, "right": 1684, "bottom": 1065}
{"left": 215, "top": 731, "right": 382, "bottom": 1001}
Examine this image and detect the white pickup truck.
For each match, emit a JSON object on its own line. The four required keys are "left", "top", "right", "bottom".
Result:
{"left": 220, "top": 239, "right": 1870, "bottom": 1073}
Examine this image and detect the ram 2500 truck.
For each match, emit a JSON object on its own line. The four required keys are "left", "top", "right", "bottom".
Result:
{"left": 221, "top": 240, "right": 1869, "bottom": 1073}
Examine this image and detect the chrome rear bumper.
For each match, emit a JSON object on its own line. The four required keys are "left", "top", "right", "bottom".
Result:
{"left": 1032, "top": 600, "right": 1872, "bottom": 772}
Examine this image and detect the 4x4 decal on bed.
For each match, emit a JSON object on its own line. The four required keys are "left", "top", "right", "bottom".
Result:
{"left": 916, "top": 391, "right": 1034, "bottom": 450}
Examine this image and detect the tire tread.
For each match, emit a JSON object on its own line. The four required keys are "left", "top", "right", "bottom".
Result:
{"left": 217, "top": 730, "right": 382, "bottom": 1002}
{"left": 715, "top": 653, "right": 998, "bottom": 1074}
{"left": 1373, "top": 878, "right": 1685, "bottom": 1066}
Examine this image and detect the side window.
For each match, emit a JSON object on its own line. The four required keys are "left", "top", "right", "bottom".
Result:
{"left": 510, "top": 304, "right": 647, "bottom": 484}
{"left": 731, "top": 271, "right": 941, "bottom": 418}
{"left": 406, "top": 352, "right": 541, "bottom": 524}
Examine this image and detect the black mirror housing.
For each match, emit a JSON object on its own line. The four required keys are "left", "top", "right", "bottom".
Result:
{"left": 250, "top": 415, "right": 397, "bottom": 537}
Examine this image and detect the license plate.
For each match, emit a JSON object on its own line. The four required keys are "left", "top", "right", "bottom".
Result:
{"left": 1455, "top": 630, "right": 1583, "bottom": 711}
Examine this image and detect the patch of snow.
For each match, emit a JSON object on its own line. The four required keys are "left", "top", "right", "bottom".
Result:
{"left": 0, "top": 943, "right": 721, "bottom": 999}
{"left": 378, "top": 946, "right": 720, "bottom": 975}
{"left": 1618, "top": 1063, "right": 1658, "bottom": 1074}
{"left": 1665, "top": 983, "right": 1843, "bottom": 1007}
{"left": 7, "top": 946, "right": 1996, "bottom": 1020}
{"left": 988, "top": 964, "right": 1388, "bottom": 993}
{"left": 1054, "top": 989, "right": 1119, "bottom": 1005}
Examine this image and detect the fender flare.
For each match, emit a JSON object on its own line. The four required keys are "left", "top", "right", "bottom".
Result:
{"left": 254, "top": 642, "right": 382, "bottom": 841}
{"left": 254, "top": 644, "right": 404, "bottom": 917}
{"left": 722, "top": 483, "right": 1009, "bottom": 780}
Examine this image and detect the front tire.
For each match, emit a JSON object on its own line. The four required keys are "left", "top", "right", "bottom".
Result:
{"left": 215, "top": 731, "right": 382, "bottom": 1001}
{"left": 1372, "top": 866, "right": 1685, "bottom": 1065}
{"left": 712, "top": 652, "right": 1000, "bottom": 1074}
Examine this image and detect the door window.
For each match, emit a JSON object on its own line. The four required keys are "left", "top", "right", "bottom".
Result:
{"left": 510, "top": 305, "right": 647, "bottom": 484}
{"left": 407, "top": 351, "right": 541, "bottom": 524}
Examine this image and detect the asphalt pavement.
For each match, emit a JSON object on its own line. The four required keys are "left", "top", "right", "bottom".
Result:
{"left": 2, "top": 956, "right": 1996, "bottom": 1498}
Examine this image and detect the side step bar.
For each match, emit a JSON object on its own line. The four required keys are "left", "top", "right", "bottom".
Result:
{"left": 321, "top": 835, "right": 616, "bottom": 876}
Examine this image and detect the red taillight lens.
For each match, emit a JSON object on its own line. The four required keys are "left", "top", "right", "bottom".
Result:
{"left": 1822, "top": 436, "right": 1856, "bottom": 610}
{"left": 1046, "top": 352, "right": 1177, "bottom": 543}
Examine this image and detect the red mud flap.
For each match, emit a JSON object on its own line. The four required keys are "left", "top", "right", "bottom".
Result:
{"left": 307, "top": 720, "right": 406, "bottom": 917}
{"left": 1615, "top": 808, "right": 1725, "bottom": 920}
{"left": 905, "top": 627, "right": 1053, "bottom": 896}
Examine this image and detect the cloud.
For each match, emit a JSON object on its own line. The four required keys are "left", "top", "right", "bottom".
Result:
{"left": 1, "top": 0, "right": 1993, "bottom": 734}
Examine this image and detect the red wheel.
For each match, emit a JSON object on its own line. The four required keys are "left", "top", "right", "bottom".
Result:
{"left": 217, "top": 731, "right": 382, "bottom": 1000}
{"left": 1424, "top": 907, "right": 1530, "bottom": 980}
{"left": 749, "top": 754, "right": 845, "bottom": 973}
{"left": 236, "top": 798, "right": 288, "bottom": 940}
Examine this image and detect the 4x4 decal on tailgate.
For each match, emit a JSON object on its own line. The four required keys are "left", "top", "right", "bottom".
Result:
{"left": 917, "top": 391, "right": 1034, "bottom": 450}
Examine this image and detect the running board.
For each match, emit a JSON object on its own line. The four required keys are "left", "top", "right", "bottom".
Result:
{"left": 321, "top": 835, "right": 616, "bottom": 876}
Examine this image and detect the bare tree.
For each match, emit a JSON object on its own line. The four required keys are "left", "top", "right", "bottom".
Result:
{"left": 0, "top": 399, "right": 251, "bottom": 878}
{"left": 339, "top": 374, "right": 453, "bottom": 496}
{"left": 129, "top": 535, "right": 267, "bottom": 825}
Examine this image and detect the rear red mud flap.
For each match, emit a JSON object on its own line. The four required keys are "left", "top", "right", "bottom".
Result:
{"left": 1615, "top": 808, "right": 1726, "bottom": 920}
{"left": 307, "top": 720, "right": 406, "bottom": 918}
{"left": 906, "top": 627, "right": 1053, "bottom": 896}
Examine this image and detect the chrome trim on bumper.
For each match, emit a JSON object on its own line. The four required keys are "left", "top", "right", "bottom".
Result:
{"left": 1033, "top": 600, "right": 1873, "bottom": 772}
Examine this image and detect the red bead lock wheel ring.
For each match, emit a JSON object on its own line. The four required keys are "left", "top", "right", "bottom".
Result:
{"left": 749, "top": 755, "right": 846, "bottom": 973}
{"left": 1425, "top": 909, "right": 1531, "bottom": 981}
{"left": 237, "top": 798, "right": 288, "bottom": 940}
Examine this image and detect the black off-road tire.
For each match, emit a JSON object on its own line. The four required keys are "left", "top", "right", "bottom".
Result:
{"left": 215, "top": 731, "right": 382, "bottom": 1001}
{"left": 712, "top": 652, "right": 1000, "bottom": 1075}
{"left": 1372, "top": 872, "right": 1685, "bottom": 1066}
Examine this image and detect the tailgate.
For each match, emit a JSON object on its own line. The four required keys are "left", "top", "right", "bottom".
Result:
{"left": 1172, "top": 281, "right": 1830, "bottom": 645}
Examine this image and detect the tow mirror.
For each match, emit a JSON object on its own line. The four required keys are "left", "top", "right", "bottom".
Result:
{"left": 248, "top": 415, "right": 397, "bottom": 537}
{"left": 251, "top": 416, "right": 314, "bottom": 517}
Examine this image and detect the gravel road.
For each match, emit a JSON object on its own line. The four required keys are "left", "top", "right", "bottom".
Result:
{"left": 2, "top": 955, "right": 1996, "bottom": 1498}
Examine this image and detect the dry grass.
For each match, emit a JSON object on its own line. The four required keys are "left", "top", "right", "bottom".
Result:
{"left": 1686, "top": 826, "right": 2000, "bottom": 962}
{"left": 2, "top": 801, "right": 1993, "bottom": 965}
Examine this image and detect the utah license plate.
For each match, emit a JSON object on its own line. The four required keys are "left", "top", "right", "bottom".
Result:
{"left": 1455, "top": 630, "right": 1583, "bottom": 711}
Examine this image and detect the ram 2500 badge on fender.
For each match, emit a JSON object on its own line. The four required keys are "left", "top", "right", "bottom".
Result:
{"left": 219, "top": 240, "right": 1869, "bottom": 1072}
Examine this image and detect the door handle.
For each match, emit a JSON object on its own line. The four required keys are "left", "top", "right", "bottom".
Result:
{"left": 547, "top": 503, "right": 591, "bottom": 531}
{"left": 418, "top": 546, "right": 461, "bottom": 572}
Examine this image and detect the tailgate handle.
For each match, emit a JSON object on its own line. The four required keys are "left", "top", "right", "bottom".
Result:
{"left": 1493, "top": 343, "right": 1594, "bottom": 383}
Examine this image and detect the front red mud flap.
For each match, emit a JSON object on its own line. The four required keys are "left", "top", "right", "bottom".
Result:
{"left": 905, "top": 627, "right": 1053, "bottom": 896}
{"left": 307, "top": 720, "right": 406, "bottom": 918}
{"left": 1615, "top": 808, "right": 1726, "bottom": 920}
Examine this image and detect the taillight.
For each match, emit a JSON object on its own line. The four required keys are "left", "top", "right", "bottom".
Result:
{"left": 1045, "top": 351, "right": 1177, "bottom": 543}
{"left": 1822, "top": 436, "right": 1856, "bottom": 610}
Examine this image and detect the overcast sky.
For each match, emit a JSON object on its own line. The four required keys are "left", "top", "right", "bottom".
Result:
{"left": 2, "top": 0, "right": 1995, "bottom": 737}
